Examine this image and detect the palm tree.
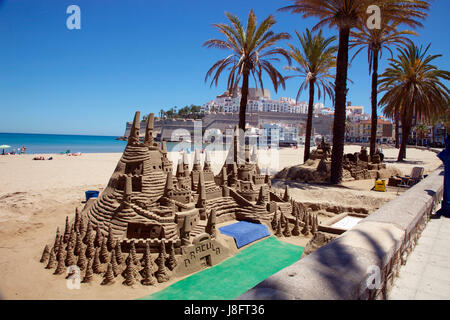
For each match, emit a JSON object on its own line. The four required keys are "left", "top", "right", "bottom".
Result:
{"left": 279, "top": 0, "right": 431, "bottom": 184}
{"left": 379, "top": 43, "right": 450, "bottom": 161}
{"left": 350, "top": 20, "right": 417, "bottom": 157}
{"left": 204, "top": 10, "right": 291, "bottom": 131}
{"left": 284, "top": 28, "right": 337, "bottom": 162}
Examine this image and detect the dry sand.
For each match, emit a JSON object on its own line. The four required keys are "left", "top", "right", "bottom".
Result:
{"left": 0, "top": 146, "right": 443, "bottom": 299}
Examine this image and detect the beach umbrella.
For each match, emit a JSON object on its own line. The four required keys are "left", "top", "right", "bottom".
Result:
{"left": 0, "top": 145, "right": 11, "bottom": 148}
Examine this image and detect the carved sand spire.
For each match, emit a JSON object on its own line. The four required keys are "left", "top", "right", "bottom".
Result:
{"left": 77, "top": 245, "right": 88, "bottom": 271}
{"left": 122, "top": 255, "right": 137, "bottom": 286}
{"left": 166, "top": 242, "right": 177, "bottom": 271}
{"left": 115, "top": 241, "right": 124, "bottom": 265}
{"left": 65, "top": 244, "right": 76, "bottom": 267}
{"left": 93, "top": 248, "right": 103, "bottom": 274}
{"left": 301, "top": 213, "right": 310, "bottom": 236}
{"left": 280, "top": 210, "right": 286, "bottom": 228}
{"left": 54, "top": 250, "right": 66, "bottom": 275}
{"left": 164, "top": 170, "right": 174, "bottom": 197}
{"left": 256, "top": 186, "right": 265, "bottom": 205}
{"left": 155, "top": 250, "right": 170, "bottom": 283}
{"left": 283, "top": 185, "right": 290, "bottom": 202}
{"left": 83, "top": 221, "right": 93, "bottom": 245}
{"left": 94, "top": 225, "right": 103, "bottom": 248}
{"left": 74, "top": 232, "right": 83, "bottom": 256}
{"left": 271, "top": 209, "right": 278, "bottom": 231}
{"left": 85, "top": 237, "right": 95, "bottom": 260}
{"left": 176, "top": 157, "right": 184, "bottom": 178}
{"left": 74, "top": 208, "right": 81, "bottom": 233}
{"left": 107, "top": 225, "right": 115, "bottom": 252}
{"left": 100, "top": 238, "right": 109, "bottom": 264}
{"left": 265, "top": 168, "right": 271, "bottom": 187}
{"left": 203, "top": 151, "right": 212, "bottom": 172}
{"left": 53, "top": 227, "right": 61, "bottom": 250}
{"left": 45, "top": 247, "right": 57, "bottom": 269}
{"left": 205, "top": 209, "right": 217, "bottom": 238}
{"left": 283, "top": 217, "right": 292, "bottom": 237}
{"left": 63, "top": 216, "right": 70, "bottom": 244}
{"left": 181, "top": 216, "right": 191, "bottom": 246}
{"left": 275, "top": 218, "right": 283, "bottom": 237}
{"left": 128, "top": 111, "right": 141, "bottom": 146}
{"left": 101, "top": 263, "right": 116, "bottom": 285}
{"left": 144, "top": 113, "right": 155, "bottom": 146}
{"left": 40, "top": 245, "right": 50, "bottom": 263}
{"left": 110, "top": 251, "right": 120, "bottom": 277}
{"left": 291, "top": 206, "right": 301, "bottom": 236}
{"left": 140, "top": 241, "right": 151, "bottom": 266}
{"left": 192, "top": 149, "right": 201, "bottom": 171}
{"left": 141, "top": 252, "right": 157, "bottom": 286}
{"left": 81, "top": 258, "right": 94, "bottom": 283}
{"left": 129, "top": 242, "right": 139, "bottom": 265}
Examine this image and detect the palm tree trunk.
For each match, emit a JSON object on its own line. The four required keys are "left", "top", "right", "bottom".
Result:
{"left": 370, "top": 51, "right": 379, "bottom": 157}
{"left": 398, "top": 109, "right": 412, "bottom": 161}
{"left": 239, "top": 70, "right": 250, "bottom": 132}
{"left": 330, "top": 27, "right": 350, "bottom": 185}
{"left": 304, "top": 80, "right": 315, "bottom": 163}
{"left": 395, "top": 112, "right": 400, "bottom": 149}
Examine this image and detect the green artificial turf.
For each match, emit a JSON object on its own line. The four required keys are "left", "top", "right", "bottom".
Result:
{"left": 140, "top": 236, "right": 304, "bottom": 300}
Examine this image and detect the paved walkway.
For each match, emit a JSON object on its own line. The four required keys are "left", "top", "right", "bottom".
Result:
{"left": 389, "top": 213, "right": 450, "bottom": 300}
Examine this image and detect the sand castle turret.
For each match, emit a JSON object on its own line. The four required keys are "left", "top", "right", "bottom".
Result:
{"left": 283, "top": 218, "right": 292, "bottom": 237}
{"left": 128, "top": 111, "right": 141, "bottom": 146}
{"left": 65, "top": 244, "right": 76, "bottom": 267}
{"left": 301, "top": 214, "right": 310, "bottom": 236}
{"left": 94, "top": 225, "right": 103, "bottom": 248}
{"left": 54, "top": 251, "right": 66, "bottom": 275}
{"left": 129, "top": 242, "right": 139, "bottom": 265}
{"left": 144, "top": 113, "right": 155, "bottom": 146}
{"left": 181, "top": 216, "right": 191, "bottom": 246}
{"left": 85, "top": 237, "right": 95, "bottom": 260}
{"left": 106, "top": 225, "right": 115, "bottom": 252}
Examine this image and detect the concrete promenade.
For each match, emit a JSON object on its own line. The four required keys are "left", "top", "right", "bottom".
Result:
{"left": 389, "top": 213, "right": 450, "bottom": 300}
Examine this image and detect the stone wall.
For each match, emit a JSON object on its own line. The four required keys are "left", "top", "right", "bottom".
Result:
{"left": 238, "top": 168, "right": 444, "bottom": 300}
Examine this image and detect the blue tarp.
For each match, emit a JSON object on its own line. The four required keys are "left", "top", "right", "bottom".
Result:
{"left": 219, "top": 221, "right": 270, "bottom": 249}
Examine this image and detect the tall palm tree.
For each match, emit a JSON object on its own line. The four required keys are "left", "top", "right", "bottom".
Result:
{"left": 204, "top": 10, "right": 291, "bottom": 131}
{"left": 284, "top": 28, "right": 337, "bottom": 162}
{"left": 350, "top": 20, "right": 417, "bottom": 157}
{"left": 279, "top": 0, "right": 430, "bottom": 184}
{"left": 379, "top": 43, "right": 450, "bottom": 161}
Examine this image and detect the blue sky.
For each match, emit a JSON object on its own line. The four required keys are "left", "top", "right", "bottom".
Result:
{"left": 0, "top": 0, "right": 449, "bottom": 136}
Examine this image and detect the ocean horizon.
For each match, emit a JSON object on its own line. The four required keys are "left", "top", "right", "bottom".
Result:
{"left": 0, "top": 132, "right": 127, "bottom": 154}
{"left": 0, "top": 132, "right": 231, "bottom": 154}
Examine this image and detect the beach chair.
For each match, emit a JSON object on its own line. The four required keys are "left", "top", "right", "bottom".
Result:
{"left": 398, "top": 167, "right": 425, "bottom": 187}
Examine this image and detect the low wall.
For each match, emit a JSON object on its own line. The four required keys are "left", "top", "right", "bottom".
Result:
{"left": 238, "top": 167, "right": 444, "bottom": 300}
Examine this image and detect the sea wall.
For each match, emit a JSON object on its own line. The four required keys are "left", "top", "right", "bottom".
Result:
{"left": 238, "top": 167, "right": 444, "bottom": 300}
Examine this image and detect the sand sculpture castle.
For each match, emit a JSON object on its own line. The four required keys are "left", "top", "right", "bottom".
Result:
{"left": 40, "top": 111, "right": 318, "bottom": 287}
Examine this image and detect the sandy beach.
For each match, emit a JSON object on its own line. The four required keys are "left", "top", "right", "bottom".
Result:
{"left": 0, "top": 145, "right": 443, "bottom": 299}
